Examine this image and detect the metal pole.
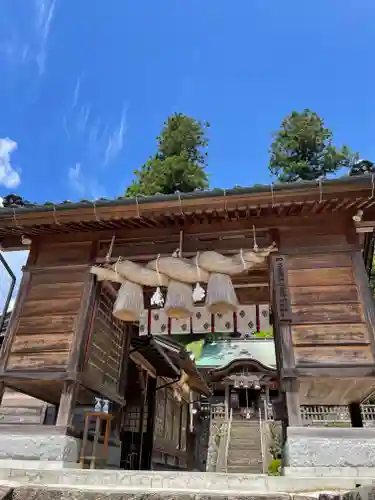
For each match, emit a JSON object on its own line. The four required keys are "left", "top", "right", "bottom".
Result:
{"left": 0, "top": 252, "right": 16, "bottom": 336}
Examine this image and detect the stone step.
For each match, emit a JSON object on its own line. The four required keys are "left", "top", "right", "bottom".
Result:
{"left": 8, "top": 487, "right": 307, "bottom": 500}
{"left": 227, "top": 465, "right": 263, "bottom": 473}
{"left": 228, "top": 449, "right": 262, "bottom": 461}
{"left": 0, "top": 468, "right": 367, "bottom": 497}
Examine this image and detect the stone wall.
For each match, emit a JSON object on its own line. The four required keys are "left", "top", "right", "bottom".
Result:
{"left": 285, "top": 426, "right": 375, "bottom": 469}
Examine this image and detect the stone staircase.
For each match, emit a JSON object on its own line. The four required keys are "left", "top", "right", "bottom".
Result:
{"left": 226, "top": 420, "right": 263, "bottom": 473}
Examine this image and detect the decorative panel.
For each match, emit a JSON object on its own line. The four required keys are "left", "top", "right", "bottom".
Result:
{"left": 150, "top": 309, "right": 169, "bottom": 335}
{"left": 170, "top": 317, "right": 190, "bottom": 335}
{"left": 236, "top": 305, "right": 257, "bottom": 335}
{"left": 214, "top": 312, "right": 234, "bottom": 333}
{"left": 258, "top": 304, "right": 270, "bottom": 332}
{"left": 191, "top": 306, "right": 211, "bottom": 334}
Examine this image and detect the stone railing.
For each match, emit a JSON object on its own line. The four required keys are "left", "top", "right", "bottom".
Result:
{"left": 301, "top": 405, "right": 375, "bottom": 427}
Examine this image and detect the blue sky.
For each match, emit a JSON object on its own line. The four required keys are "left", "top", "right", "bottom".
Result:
{"left": 1, "top": 0, "right": 375, "bottom": 305}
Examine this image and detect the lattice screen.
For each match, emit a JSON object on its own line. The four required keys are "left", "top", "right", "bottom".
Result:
{"left": 86, "top": 286, "right": 127, "bottom": 391}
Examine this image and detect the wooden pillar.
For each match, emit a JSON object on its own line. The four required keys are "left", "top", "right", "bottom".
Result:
{"left": 348, "top": 402, "right": 363, "bottom": 428}
{"left": 224, "top": 384, "right": 229, "bottom": 420}
{"left": 0, "top": 382, "right": 5, "bottom": 407}
{"left": 141, "top": 375, "right": 157, "bottom": 470}
{"left": 56, "top": 381, "right": 78, "bottom": 428}
{"left": 284, "top": 379, "right": 302, "bottom": 427}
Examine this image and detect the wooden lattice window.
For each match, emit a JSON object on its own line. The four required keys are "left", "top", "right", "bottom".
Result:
{"left": 85, "top": 286, "right": 127, "bottom": 392}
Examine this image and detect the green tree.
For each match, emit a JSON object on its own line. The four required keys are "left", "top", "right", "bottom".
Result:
{"left": 126, "top": 113, "right": 209, "bottom": 196}
{"left": 349, "top": 159, "right": 375, "bottom": 176}
{"left": 268, "top": 109, "right": 357, "bottom": 182}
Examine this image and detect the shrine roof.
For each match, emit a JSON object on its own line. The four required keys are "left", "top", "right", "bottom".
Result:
{"left": 0, "top": 175, "right": 374, "bottom": 244}
{"left": 195, "top": 338, "right": 276, "bottom": 369}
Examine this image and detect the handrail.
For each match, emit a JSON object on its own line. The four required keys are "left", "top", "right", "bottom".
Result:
{"left": 259, "top": 405, "right": 266, "bottom": 473}
{"left": 224, "top": 407, "right": 233, "bottom": 473}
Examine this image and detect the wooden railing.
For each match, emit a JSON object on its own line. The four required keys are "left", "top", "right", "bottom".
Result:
{"left": 301, "top": 405, "right": 375, "bottom": 427}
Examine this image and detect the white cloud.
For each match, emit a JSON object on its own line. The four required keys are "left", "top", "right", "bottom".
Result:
{"left": 0, "top": 138, "right": 20, "bottom": 188}
{"left": 34, "top": 0, "right": 57, "bottom": 75}
{"left": 68, "top": 163, "right": 85, "bottom": 195}
{"left": 104, "top": 104, "right": 128, "bottom": 167}
{"left": 0, "top": 250, "right": 29, "bottom": 312}
{"left": 0, "top": 0, "right": 57, "bottom": 76}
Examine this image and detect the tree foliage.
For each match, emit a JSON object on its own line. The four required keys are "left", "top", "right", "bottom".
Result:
{"left": 349, "top": 159, "right": 375, "bottom": 176}
{"left": 126, "top": 113, "right": 209, "bottom": 196}
{"left": 268, "top": 109, "right": 356, "bottom": 182}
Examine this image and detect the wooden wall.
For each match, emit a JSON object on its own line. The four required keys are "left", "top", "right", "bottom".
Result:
{"left": 272, "top": 218, "right": 375, "bottom": 404}
{"left": 288, "top": 253, "right": 372, "bottom": 365}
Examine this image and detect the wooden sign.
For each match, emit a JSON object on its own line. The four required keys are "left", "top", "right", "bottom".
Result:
{"left": 273, "top": 256, "right": 292, "bottom": 321}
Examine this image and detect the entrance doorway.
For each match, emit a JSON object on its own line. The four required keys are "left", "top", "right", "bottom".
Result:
{"left": 230, "top": 387, "right": 261, "bottom": 419}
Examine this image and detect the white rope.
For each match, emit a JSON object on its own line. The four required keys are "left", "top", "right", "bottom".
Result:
{"left": 12, "top": 208, "right": 19, "bottom": 227}
{"left": 92, "top": 201, "right": 99, "bottom": 222}
{"left": 135, "top": 195, "right": 140, "bottom": 217}
{"left": 371, "top": 174, "right": 374, "bottom": 199}
{"left": 105, "top": 234, "right": 115, "bottom": 263}
{"left": 52, "top": 205, "right": 59, "bottom": 225}
{"left": 177, "top": 192, "right": 183, "bottom": 215}
{"left": 240, "top": 248, "right": 246, "bottom": 270}
{"left": 195, "top": 252, "right": 201, "bottom": 281}
{"left": 252, "top": 225, "right": 259, "bottom": 251}
{"left": 156, "top": 254, "right": 162, "bottom": 286}
{"left": 318, "top": 179, "right": 323, "bottom": 203}
{"left": 270, "top": 183, "right": 274, "bottom": 207}
{"left": 223, "top": 189, "right": 227, "bottom": 212}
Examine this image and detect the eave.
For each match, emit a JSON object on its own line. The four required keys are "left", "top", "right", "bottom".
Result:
{"left": 0, "top": 176, "right": 375, "bottom": 246}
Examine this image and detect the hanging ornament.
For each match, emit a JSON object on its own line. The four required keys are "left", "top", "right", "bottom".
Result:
{"left": 151, "top": 287, "right": 164, "bottom": 307}
{"left": 193, "top": 252, "right": 206, "bottom": 303}
{"left": 150, "top": 254, "right": 165, "bottom": 307}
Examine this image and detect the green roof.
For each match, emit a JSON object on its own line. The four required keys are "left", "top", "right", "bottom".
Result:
{"left": 196, "top": 339, "right": 276, "bottom": 369}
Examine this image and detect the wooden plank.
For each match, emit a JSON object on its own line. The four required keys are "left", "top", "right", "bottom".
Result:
{"left": 27, "top": 281, "right": 84, "bottom": 301}
{"left": 17, "top": 315, "right": 76, "bottom": 335}
{"left": 292, "top": 303, "right": 364, "bottom": 324}
{"left": 288, "top": 254, "right": 351, "bottom": 270}
{"left": 10, "top": 334, "right": 72, "bottom": 354}
{"left": 295, "top": 345, "right": 373, "bottom": 363}
{"left": 22, "top": 297, "right": 81, "bottom": 317}
{"left": 272, "top": 255, "right": 292, "bottom": 321}
{"left": 36, "top": 242, "right": 92, "bottom": 266}
{"left": 6, "top": 351, "right": 69, "bottom": 371}
{"left": 292, "top": 324, "right": 370, "bottom": 345}
{"left": 288, "top": 267, "right": 354, "bottom": 287}
{"left": 290, "top": 285, "right": 359, "bottom": 305}
{"left": 352, "top": 250, "right": 375, "bottom": 361}
{"left": 31, "top": 269, "right": 87, "bottom": 284}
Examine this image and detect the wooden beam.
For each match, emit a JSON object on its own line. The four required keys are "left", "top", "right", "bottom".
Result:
{"left": 67, "top": 271, "right": 97, "bottom": 375}
{"left": 0, "top": 269, "right": 31, "bottom": 374}
{"left": 56, "top": 381, "right": 78, "bottom": 428}
{"left": 352, "top": 250, "right": 375, "bottom": 361}
{"left": 284, "top": 379, "right": 302, "bottom": 426}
